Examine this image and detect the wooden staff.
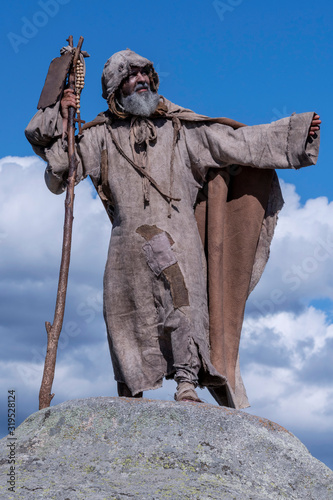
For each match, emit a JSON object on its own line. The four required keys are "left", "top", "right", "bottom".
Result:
{"left": 39, "top": 36, "right": 85, "bottom": 410}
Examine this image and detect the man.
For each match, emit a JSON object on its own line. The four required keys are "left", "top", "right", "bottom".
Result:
{"left": 25, "top": 49, "right": 320, "bottom": 407}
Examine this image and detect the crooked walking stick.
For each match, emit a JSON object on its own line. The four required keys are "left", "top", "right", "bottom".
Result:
{"left": 39, "top": 36, "right": 87, "bottom": 410}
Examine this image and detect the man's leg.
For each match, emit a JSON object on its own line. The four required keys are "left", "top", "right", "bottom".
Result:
{"left": 170, "top": 325, "right": 203, "bottom": 403}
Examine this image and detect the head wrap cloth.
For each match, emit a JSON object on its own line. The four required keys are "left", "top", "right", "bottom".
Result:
{"left": 101, "top": 49, "right": 159, "bottom": 102}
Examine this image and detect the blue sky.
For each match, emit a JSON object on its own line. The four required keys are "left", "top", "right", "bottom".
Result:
{"left": 1, "top": 0, "right": 333, "bottom": 470}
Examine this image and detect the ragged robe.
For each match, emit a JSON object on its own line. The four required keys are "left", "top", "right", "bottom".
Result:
{"left": 25, "top": 97, "right": 320, "bottom": 408}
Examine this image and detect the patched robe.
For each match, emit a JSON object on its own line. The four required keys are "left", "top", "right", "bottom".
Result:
{"left": 25, "top": 98, "right": 320, "bottom": 408}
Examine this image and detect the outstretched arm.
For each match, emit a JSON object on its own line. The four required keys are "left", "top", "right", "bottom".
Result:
{"left": 184, "top": 112, "right": 321, "bottom": 176}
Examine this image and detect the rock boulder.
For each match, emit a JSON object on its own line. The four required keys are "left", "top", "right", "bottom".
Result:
{"left": 1, "top": 397, "right": 332, "bottom": 499}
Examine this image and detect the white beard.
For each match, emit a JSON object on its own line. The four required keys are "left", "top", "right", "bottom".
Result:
{"left": 120, "top": 87, "right": 160, "bottom": 117}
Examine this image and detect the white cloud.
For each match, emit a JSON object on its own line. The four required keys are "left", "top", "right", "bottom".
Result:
{"left": 243, "top": 362, "right": 333, "bottom": 432}
{"left": 242, "top": 307, "right": 333, "bottom": 369}
{"left": 240, "top": 306, "right": 333, "bottom": 456}
{"left": 0, "top": 156, "right": 40, "bottom": 171}
{"left": 0, "top": 155, "right": 110, "bottom": 280}
{"left": 248, "top": 179, "right": 333, "bottom": 316}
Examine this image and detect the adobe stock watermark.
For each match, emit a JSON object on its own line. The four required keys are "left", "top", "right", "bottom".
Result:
{"left": 213, "top": 0, "right": 244, "bottom": 22}
{"left": 7, "top": 0, "right": 71, "bottom": 54}
{"left": 271, "top": 106, "right": 291, "bottom": 123}
{"left": 253, "top": 233, "right": 333, "bottom": 316}
{"left": 154, "top": 64, "right": 170, "bottom": 85}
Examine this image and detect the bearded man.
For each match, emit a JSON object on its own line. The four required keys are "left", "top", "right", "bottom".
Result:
{"left": 25, "top": 49, "right": 320, "bottom": 408}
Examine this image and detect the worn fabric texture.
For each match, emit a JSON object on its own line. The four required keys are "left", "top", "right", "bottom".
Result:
{"left": 25, "top": 92, "right": 320, "bottom": 409}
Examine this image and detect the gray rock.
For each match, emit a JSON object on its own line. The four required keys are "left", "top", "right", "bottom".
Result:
{"left": 0, "top": 397, "right": 332, "bottom": 499}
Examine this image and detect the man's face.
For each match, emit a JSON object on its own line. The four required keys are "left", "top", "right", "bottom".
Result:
{"left": 118, "top": 64, "right": 159, "bottom": 117}
{"left": 121, "top": 66, "right": 151, "bottom": 97}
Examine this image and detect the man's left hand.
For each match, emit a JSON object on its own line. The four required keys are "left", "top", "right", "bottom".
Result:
{"left": 309, "top": 114, "right": 321, "bottom": 136}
